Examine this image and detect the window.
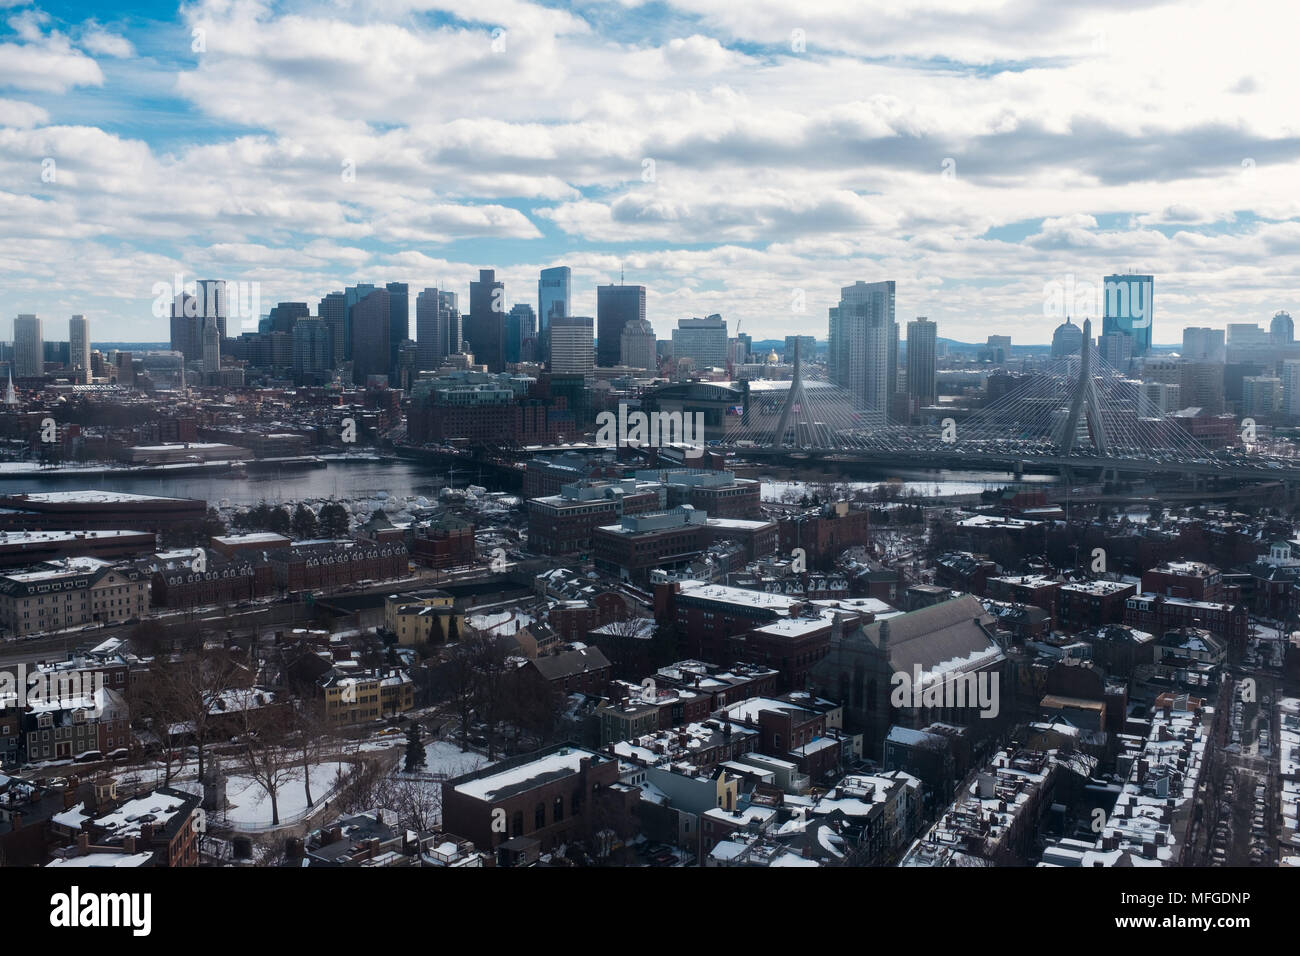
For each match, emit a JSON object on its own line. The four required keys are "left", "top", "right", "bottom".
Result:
{"left": 535, "top": 802, "right": 546, "bottom": 830}
{"left": 554, "top": 797, "right": 564, "bottom": 822}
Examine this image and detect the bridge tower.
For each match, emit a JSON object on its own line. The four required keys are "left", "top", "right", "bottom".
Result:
{"left": 772, "top": 336, "right": 809, "bottom": 448}
{"left": 1054, "top": 318, "right": 1110, "bottom": 457}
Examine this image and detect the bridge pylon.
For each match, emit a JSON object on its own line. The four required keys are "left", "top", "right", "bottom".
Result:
{"left": 1054, "top": 318, "right": 1110, "bottom": 458}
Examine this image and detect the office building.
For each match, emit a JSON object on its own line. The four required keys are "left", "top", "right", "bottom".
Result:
{"left": 1101, "top": 274, "right": 1154, "bottom": 356}
{"left": 318, "top": 291, "right": 347, "bottom": 366}
{"left": 69, "top": 314, "right": 90, "bottom": 384}
{"left": 906, "top": 317, "right": 937, "bottom": 408}
{"left": 386, "top": 281, "right": 409, "bottom": 380}
{"left": 268, "top": 301, "right": 308, "bottom": 334}
{"left": 549, "top": 315, "right": 594, "bottom": 379}
{"left": 467, "top": 269, "right": 506, "bottom": 372}
{"left": 292, "top": 318, "right": 333, "bottom": 377}
{"left": 620, "top": 319, "right": 657, "bottom": 372}
{"left": 343, "top": 283, "right": 377, "bottom": 361}
{"left": 1181, "top": 327, "right": 1225, "bottom": 363}
{"left": 597, "top": 284, "right": 646, "bottom": 368}
{"left": 507, "top": 303, "right": 537, "bottom": 364}
{"left": 784, "top": 335, "right": 816, "bottom": 364}
{"left": 1242, "top": 375, "right": 1282, "bottom": 417}
{"left": 13, "top": 314, "right": 43, "bottom": 378}
{"left": 350, "top": 288, "right": 391, "bottom": 384}
{"left": 671, "top": 315, "right": 728, "bottom": 370}
{"left": 1098, "top": 330, "right": 1132, "bottom": 366}
{"left": 1271, "top": 310, "right": 1294, "bottom": 346}
{"left": 538, "top": 266, "right": 571, "bottom": 331}
{"left": 202, "top": 316, "right": 221, "bottom": 377}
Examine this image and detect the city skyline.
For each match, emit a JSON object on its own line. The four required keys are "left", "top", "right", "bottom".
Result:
{"left": 3, "top": 2, "right": 1299, "bottom": 343}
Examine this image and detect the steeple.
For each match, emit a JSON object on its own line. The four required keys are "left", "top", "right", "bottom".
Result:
{"left": 4, "top": 368, "right": 16, "bottom": 406}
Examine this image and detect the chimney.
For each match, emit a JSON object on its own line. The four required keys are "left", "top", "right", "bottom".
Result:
{"left": 11, "top": 811, "right": 20, "bottom": 830}
{"left": 77, "top": 831, "right": 89, "bottom": 853}
{"left": 140, "top": 821, "right": 155, "bottom": 844}
{"left": 124, "top": 835, "right": 137, "bottom": 854}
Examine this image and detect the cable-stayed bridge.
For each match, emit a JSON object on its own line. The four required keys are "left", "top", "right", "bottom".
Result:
{"left": 721, "top": 322, "right": 1300, "bottom": 481}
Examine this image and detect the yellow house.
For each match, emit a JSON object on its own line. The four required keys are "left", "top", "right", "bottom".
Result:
{"left": 384, "top": 590, "right": 463, "bottom": 646}
{"left": 321, "top": 668, "right": 415, "bottom": 725}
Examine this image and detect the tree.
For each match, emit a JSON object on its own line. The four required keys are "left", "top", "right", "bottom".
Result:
{"left": 234, "top": 700, "right": 297, "bottom": 827}
{"left": 290, "top": 698, "right": 328, "bottom": 810}
{"left": 291, "top": 503, "right": 318, "bottom": 541}
{"left": 403, "top": 721, "right": 426, "bottom": 773}
{"left": 267, "top": 506, "right": 292, "bottom": 536}
{"left": 319, "top": 502, "right": 350, "bottom": 538}
{"left": 146, "top": 646, "right": 246, "bottom": 781}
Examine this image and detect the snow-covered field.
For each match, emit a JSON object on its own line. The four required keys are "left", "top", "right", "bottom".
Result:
{"left": 223, "top": 763, "right": 341, "bottom": 828}
{"left": 420, "top": 740, "right": 493, "bottom": 779}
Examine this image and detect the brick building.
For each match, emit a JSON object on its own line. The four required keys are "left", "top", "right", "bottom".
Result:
{"left": 1057, "top": 580, "right": 1137, "bottom": 631}
{"left": 442, "top": 746, "right": 636, "bottom": 854}
{"left": 267, "top": 541, "right": 408, "bottom": 592}
{"left": 778, "top": 502, "right": 872, "bottom": 570}
{"left": 527, "top": 479, "right": 663, "bottom": 556}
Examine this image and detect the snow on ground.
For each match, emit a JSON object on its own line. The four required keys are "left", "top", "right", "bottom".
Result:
{"left": 223, "top": 763, "right": 341, "bottom": 828}
{"left": 420, "top": 740, "right": 493, "bottom": 778}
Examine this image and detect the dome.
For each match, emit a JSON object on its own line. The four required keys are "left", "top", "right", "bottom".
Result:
{"left": 1051, "top": 317, "right": 1084, "bottom": 358}
{"left": 766, "top": 349, "right": 779, "bottom": 363}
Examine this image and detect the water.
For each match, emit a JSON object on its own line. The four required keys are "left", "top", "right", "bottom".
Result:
{"left": 0, "top": 460, "right": 466, "bottom": 508}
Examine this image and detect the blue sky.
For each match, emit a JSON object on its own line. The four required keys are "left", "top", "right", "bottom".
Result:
{"left": 3, "top": 0, "right": 1299, "bottom": 344}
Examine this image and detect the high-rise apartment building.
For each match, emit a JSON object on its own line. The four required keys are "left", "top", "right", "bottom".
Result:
{"left": 466, "top": 270, "right": 506, "bottom": 372}
{"left": 1102, "top": 274, "right": 1154, "bottom": 356}
{"left": 350, "top": 288, "right": 391, "bottom": 385}
{"left": 69, "top": 314, "right": 90, "bottom": 384}
{"left": 549, "top": 316, "right": 594, "bottom": 380}
{"left": 596, "top": 284, "right": 646, "bottom": 368}
{"left": 13, "top": 314, "right": 42, "bottom": 378}
{"left": 829, "top": 280, "right": 895, "bottom": 426}
{"left": 906, "top": 317, "right": 937, "bottom": 409}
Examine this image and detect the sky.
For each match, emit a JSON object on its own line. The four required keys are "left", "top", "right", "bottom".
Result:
{"left": 2, "top": 0, "right": 1299, "bottom": 345}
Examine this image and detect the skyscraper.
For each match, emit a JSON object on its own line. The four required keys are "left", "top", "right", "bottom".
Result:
{"left": 467, "top": 269, "right": 505, "bottom": 372}
{"left": 69, "top": 314, "right": 90, "bottom": 384}
{"left": 620, "top": 319, "right": 657, "bottom": 371}
{"left": 292, "top": 318, "right": 333, "bottom": 378}
{"left": 829, "top": 280, "right": 895, "bottom": 426}
{"left": 906, "top": 317, "right": 937, "bottom": 409}
{"left": 13, "top": 314, "right": 42, "bottom": 378}
{"left": 671, "top": 315, "right": 728, "bottom": 369}
{"left": 1102, "top": 274, "right": 1154, "bottom": 356}
{"left": 268, "top": 302, "right": 309, "bottom": 334}
{"left": 386, "top": 281, "right": 409, "bottom": 381}
{"left": 318, "top": 292, "right": 347, "bottom": 366}
{"left": 1271, "top": 310, "right": 1294, "bottom": 346}
{"left": 343, "top": 283, "right": 376, "bottom": 361}
{"left": 548, "top": 316, "right": 594, "bottom": 380}
{"left": 596, "top": 284, "right": 646, "bottom": 368}
{"left": 351, "top": 288, "right": 391, "bottom": 384}
{"left": 507, "top": 304, "right": 536, "bottom": 364}
{"left": 538, "top": 266, "right": 571, "bottom": 331}
{"left": 1181, "top": 326, "right": 1225, "bottom": 363}
{"left": 202, "top": 315, "right": 221, "bottom": 378}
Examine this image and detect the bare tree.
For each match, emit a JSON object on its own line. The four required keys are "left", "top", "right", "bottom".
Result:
{"left": 289, "top": 697, "right": 328, "bottom": 810}
{"left": 374, "top": 776, "right": 442, "bottom": 833}
{"left": 233, "top": 701, "right": 298, "bottom": 827}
